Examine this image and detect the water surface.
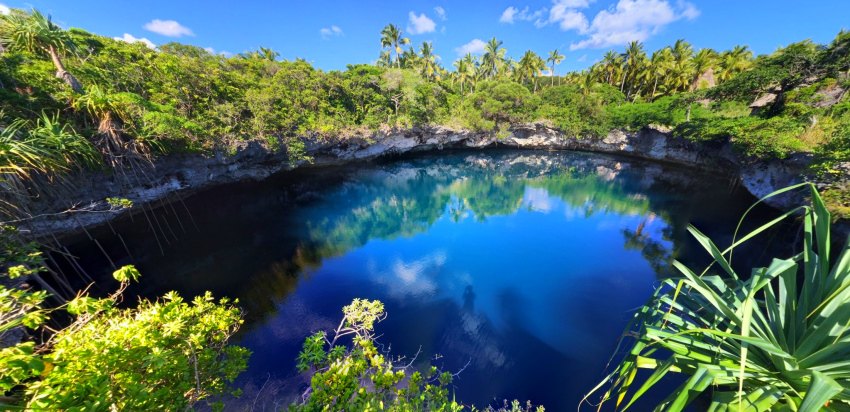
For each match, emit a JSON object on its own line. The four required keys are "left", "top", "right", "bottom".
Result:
{"left": 63, "top": 150, "right": 790, "bottom": 410}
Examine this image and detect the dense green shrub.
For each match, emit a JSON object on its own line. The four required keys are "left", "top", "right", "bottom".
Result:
{"left": 0, "top": 228, "right": 249, "bottom": 410}
{"left": 459, "top": 81, "right": 540, "bottom": 130}
{"left": 609, "top": 96, "right": 682, "bottom": 129}
{"left": 288, "top": 299, "right": 544, "bottom": 412}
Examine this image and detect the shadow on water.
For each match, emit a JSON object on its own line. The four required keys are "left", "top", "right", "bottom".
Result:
{"left": 57, "top": 149, "right": 798, "bottom": 411}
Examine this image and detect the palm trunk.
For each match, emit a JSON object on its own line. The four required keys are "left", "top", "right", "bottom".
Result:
{"left": 534, "top": 77, "right": 538, "bottom": 93}
{"left": 651, "top": 77, "right": 659, "bottom": 102}
{"left": 686, "top": 103, "right": 692, "bottom": 121}
{"left": 619, "top": 70, "right": 627, "bottom": 92}
{"left": 551, "top": 64, "right": 555, "bottom": 86}
{"left": 460, "top": 81, "right": 464, "bottom": 103}
{"left": 48, "top": 45, "right": 82, "bottom": 93}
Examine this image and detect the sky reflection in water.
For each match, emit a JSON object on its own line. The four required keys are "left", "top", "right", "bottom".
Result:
{"left": 66, "top": 150, "right": 787, "bottom": 411}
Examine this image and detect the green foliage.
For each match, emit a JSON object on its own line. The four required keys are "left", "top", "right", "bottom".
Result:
{"left": 106, "top": 197, "right": 133, "bottom": 209}
{"left": 459, "top": 81, "right": 539, "bottom": 130}
{"left": 609, "top": 97, "right": 681, "bottom": 129}
{"left": 675, "top": 115, "right": 807, "bottom": 159}
{"left": 289, "top": 299, "right": 462, "bottom": 411}
{"left": 588, "top": 183, "right": 850, "bottom": 412}
{"left": 289, "top": 299, "right": 544, "bottom": 412}
{"left": 27, "top": 291, "right": 249, "bottom": 410}
{"left": 0, "top": 227, "right": 249, "bottom": 410}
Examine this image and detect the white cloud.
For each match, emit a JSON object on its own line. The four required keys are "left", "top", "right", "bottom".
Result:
{"left": 549, "top": 6, "right": 590, "bottom": 31}
{"left": 320, "top": 25, "right": 344, "bottom": 39}
{"left": 407, "top": 11, "right": 436, "bottom": 34}
{"left": 143, "top": 19, "right": 194, "bottom": 37}
{"left": 202, "top": 46, "right": 232, "bottom": 57}
{"left": 0, "top": 3, "right": 9, "bottom": 14}
{"left": 434, "top": 6, "right": 446, "bottom": 21}
{"left": 501, "top": 0, "right": 698, "bottom": 50}
{"left": 500, "top": 7, "right": 518, "bottom": 23}
{"left": 500, "top": 6, "right": 547, "bottom": 24}
{"left": 114, "top": 33, "right": 155, "bottom": 49}
{"left": 678, "top": 0, "right": 700, "bottom": 19}
{"left": 455, "top": 38, "right": 486, "bottom": 55}
{"left": 570, "top": 0, "right": 698, "bottom": 50}
{"left": 577, "top": 54, "right": 587, "bottom": 62}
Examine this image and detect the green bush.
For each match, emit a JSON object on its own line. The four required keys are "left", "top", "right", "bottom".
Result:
{"left": 0, "top": 227, "right": 249, "bottom": 410}
{"left": 288, "top": 299, "right": 545, "bottom": 412}
{"left": 609, "top": 97, "right": 682, "bottom": 130}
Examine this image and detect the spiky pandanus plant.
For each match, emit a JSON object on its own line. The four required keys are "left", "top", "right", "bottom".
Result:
{"left": 0, "top": 8, "right": 83, "bottom": 93}
{"left": 0, "top": 113, "right": 97, "bottom": 220}
{"left": 68, "top": 85, "right": 152, "bottom": 170}
{"left": 586, "top": 183, "right": 850, "bottom": 412}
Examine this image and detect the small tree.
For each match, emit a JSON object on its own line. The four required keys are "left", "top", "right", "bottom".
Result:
{"left": 0, "top": 230, "right": 249, "bottom": 410}
{"left": 0, "top": 8, "right": 83, "bottom": 93}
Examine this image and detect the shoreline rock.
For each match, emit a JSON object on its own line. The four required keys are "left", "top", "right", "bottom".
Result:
{"left": 17, "top": 124, "right": 810, "bottom": 239}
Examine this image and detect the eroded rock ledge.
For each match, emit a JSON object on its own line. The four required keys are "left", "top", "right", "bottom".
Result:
{"left": 20, "top": 123, "right": 811, "bottom": 238}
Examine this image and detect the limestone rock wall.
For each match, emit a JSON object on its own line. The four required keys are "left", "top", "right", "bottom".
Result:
{"left": 21, "top": 124, "right": 811, "bottom": 238}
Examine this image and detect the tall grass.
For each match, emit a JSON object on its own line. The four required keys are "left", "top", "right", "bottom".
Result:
{"left": 586, "top": 183, "right": 850, "bottom": 412}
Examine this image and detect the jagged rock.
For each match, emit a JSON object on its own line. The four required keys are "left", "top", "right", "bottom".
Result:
{"left": 812, "top": 85, "right": 847, "bottom": 108}
{"left": 19, "top": 124, "right": 817, "bottom": 238}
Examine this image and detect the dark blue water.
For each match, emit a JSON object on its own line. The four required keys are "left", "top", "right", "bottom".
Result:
{"left": 62, "top": 150, "right": 791, "bottom": 411}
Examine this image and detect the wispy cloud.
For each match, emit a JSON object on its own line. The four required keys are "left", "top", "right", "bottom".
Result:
{"left": 501, "top": 0, "right": 699, "bottom": 50}
{"left": 143, "top": 19, "right": 194, "bottom": 37}
{"left": 499, "top": 6, "right": 547, "bottom": 25}
{"left": 0, "top": 3, "right": 10, "bottom": 14}
{"left": 407, "top": 11, "right": 436, "bottom": 34}
{"left": 434, "top": 6, "right": 447, "bottom": 21}
{"left": 577, "top": 54, "right": 587, "bottom": 62}
{"left": 204, "top": 47, "right": 233, "bottom": 57}
{"left": 455, "top": 38, "right": 486, "bottom": 55}
{"left": 114, "top": 33, "right": 155, "bottom": 49}
{"left": 319, "top": 25, "right": 344, "bottom": 39}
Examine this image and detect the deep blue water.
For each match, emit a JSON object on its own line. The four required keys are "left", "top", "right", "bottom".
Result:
{"left": 62, "top": 149, "right": 791, "bottom": 411}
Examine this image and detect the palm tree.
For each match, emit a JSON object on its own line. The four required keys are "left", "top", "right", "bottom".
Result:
{"left": 380, "top": 24, "right": 410, "bottom": 69}
{"left": 377, "top": 50, "right": 392, "bottom": 68}
{"left": 577, "top": 70, "right": 596, "bottom": 98}
{"left": 453, "top": 54, "right": 476, "bottom": 101}
{"left": 600, "top": 50, "right": 622, "bottom": 86}
{"left": 400, "top": 45, "right": 419, "bottom": 70}
{"left": 418, "top": 41, "right": 440, "bottom": 80}
{"left": 546, "top": 49, "right": 565, "bottom": 86}
{"left": 257, "top": 47, "right": 280, "bottom": 61}
{"left": 532, "top": 54, "right": 546, "bottom": 92}
{"left": 620, "top": 41, "right": 646, "bottom": 94}
{"left": 647, "top": 48, "right": 673, "bottom": 101}
{"left": 716, "top": 46, "right": 754, "bottom": 83}
{"left": 482, "top": 37, "right": 506, "bottom": 80}
{"left": 0, "top": 8, "right": 82, "bottom": 93}
{"left": 690, "top": 48, "right": 718, "bottom": 90}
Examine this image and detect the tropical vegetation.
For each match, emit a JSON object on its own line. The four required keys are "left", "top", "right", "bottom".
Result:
{"left": 2, "top": 4, "right": 850, "bottom": 410}
{"left": 0, "top": 226, "right": 250, "bottom": 410}
{"left": 0, "top": 7, "right": 848, "bottom": 218}
{"left": 587, "top": 183, "right": 850, "bottom": 411}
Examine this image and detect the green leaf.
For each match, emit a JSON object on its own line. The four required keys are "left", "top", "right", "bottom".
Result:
{"left": 798, "top": 371, "right": 842, "bottom": 412}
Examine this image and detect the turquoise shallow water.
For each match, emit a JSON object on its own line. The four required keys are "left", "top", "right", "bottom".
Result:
{"left": 64, "top": 149, "right": 790, "bottom": 410}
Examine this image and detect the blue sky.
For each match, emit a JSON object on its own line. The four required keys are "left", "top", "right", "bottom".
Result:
{"left": 1, "top": 0, "right": 849, "bottom": 73}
